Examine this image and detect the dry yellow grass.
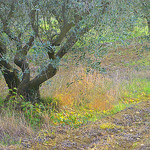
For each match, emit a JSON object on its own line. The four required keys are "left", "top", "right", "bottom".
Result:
{"left": 0, "top": 110, "right": 34, "bottom": 147}
{"left": 40, "top": 42, "right": 150, "bottom": 111}
{"left": 40, "top": 66, "right": 116, "bottom": 111}
{"left": 0, "top": 76, "right": 8, "bottom": 98}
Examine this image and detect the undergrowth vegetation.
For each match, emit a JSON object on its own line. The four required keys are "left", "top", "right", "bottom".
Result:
{"left": 0, "top": 43, "right": 149, "bottom": 130}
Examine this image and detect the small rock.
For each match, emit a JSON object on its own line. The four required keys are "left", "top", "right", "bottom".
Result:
{"left": 130, "top": 129, "right": 133, "bottom": 132}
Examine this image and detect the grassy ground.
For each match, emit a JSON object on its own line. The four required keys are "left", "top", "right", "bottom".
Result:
{"left": 0, "top": 39, "right": 149, "bottom": 149}
{"left": 3, "top": 99, "right": 148, "bottom": 150}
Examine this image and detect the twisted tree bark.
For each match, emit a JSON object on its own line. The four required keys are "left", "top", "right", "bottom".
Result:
{"left": 0, "top": 0, "right": 110, "bottom": 105}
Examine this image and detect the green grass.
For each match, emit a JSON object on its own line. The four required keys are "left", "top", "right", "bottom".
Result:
{"left": 121, "top": 78, "right": 150, "bottom": 99}
{"left": 0, "top": 133, "right": 19, "bottom": 146}
{"left": 99, "top": 122, "right": 124, "bottom": 130}
{"left": 0, "top": 95, "right": 132, "bottom": 129}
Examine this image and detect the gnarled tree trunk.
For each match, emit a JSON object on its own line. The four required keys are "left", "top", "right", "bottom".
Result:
{"left": 0, "top": 0, "right": 110, "bottom": 106}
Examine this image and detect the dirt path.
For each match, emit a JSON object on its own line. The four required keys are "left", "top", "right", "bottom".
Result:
{"left": 86, "top": 100, "right": 150, "bottom": 150}
{"left": 1, "top": 100, "right": 150, "bottom": 150}
{"left": 54, "top": 100, "right": 150, "bottom": 150}
{"left": 19, "top": 101, "right": 150, "bottom": 150}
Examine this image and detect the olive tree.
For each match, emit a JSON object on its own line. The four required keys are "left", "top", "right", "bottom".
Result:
{"left": 130, "top": 0, "right": 150, "bottom": 33}
{"left": 0, "top": 0, "right": 140, "bottom": 103}
{"left": 138, "top": 0, "right": 150, "bottom": 33}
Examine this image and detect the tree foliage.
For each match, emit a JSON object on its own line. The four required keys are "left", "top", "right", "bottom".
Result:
{"left": 0, "top": 0, "right": 149, "bottom": 103}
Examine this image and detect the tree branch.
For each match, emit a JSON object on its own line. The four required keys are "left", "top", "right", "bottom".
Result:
{"left": 62, "top": 0, "right": 67, "bottom": 26}
{"left": 28, "top": 64, "right": 57, "bottom": 88}
{"left": 0, "top": 42, "right": 20, "bottom": 90}
{"left": 0, "top": 0, "right": 19, "bottom": 42}
{"left": 29, "top": 9, "right": 38, "bottom": 37}
{"left": 29, "top": 26, "right": 91, "bottom": 88}
{"left": 52, "top": 22, "right": 74, "bottom": 46}
{"left": 0, "top": 15, "right": 19, "bottom": 42}
{"left": 14, "top": 9, "right": 37, "bottom": 85}
{"left": 56, "top": 26, "right": 90, "bottom": 59}
{"left": 0, "top": 59, "right": 20, "bottom": 90}
{"left": 7, "top": 0, "right": 15, "bottom": 20}
{"left": 51, "top": 0, "right": 92, "bottom": 47}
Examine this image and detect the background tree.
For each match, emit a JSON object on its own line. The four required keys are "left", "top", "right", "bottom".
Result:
{"left": 130, "top": 0, "right": 150, "bottom": 34}
{"left": 138, "top": 0, "right": 150, "bottom": 34}
{"left": 0, "top": 0, "right": 147, "bottom": 104}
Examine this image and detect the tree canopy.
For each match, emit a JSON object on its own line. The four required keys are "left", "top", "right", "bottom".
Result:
{"left": 0, "top": 0, "right": 149, "bottom": 103}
